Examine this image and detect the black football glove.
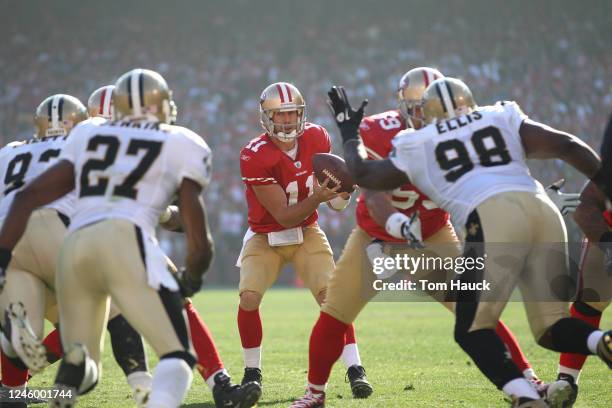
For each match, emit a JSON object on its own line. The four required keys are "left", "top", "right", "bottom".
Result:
{"left": 327, "top": 86, "right": 368, "bottom": 145}
{"left": 175, "top": 267, "right": 203, "bottom": 299}
{"left": 0, "top": 248, "right": 12, "bottom": 293}
{"left": 599, "top": 231, "right": 612, "bottom": 276}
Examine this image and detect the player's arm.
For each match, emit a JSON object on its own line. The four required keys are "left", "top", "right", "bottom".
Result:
{"left": 0, "top": 160, "right": 74, "bottom": 289}
{"left": 252, "top": 177, "right": 340, "bottom": 229}
{"left": 327, "top": 86, "right": 409, "bottom": 190}
{"left": 177, "top": 178, "right": 213, "bottom": 293}
{"left": 573, "top": 181, "right": 611, "bottom": 243}
{"left": 520, "top": 119, "right": 611, "bottom": 198}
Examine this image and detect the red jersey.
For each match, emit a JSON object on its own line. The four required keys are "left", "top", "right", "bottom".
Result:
{"left": 240, "top": 123, "right": 331, "bottom": 233}
{"left": 604, "top": 209, "right": 612, "bottom": 228}
{"left": 356, "top": 110, "right": 450, "bottom": 242}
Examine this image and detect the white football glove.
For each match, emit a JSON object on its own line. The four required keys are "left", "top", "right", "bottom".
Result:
{"left": 385, "top": 211, "right": 424, "bottom": 249}
{"left": 366, "top": 240, "right": 399, "bottom": 280}
{"left": 546, "top": 179, "right": 581, "bottom": 216}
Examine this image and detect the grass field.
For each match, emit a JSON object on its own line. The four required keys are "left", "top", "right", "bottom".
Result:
{"left": 29, "top": 289, "right": 611, "bottom": 407}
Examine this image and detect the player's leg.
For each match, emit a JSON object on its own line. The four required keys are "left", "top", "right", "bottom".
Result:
{"left": 292, "top": 227, "right": 375, "bottom": 406}
{"left": 454, "top": 194, "right": 542, "bottom": 404}
{"left": 296, "top": 226, "right": 372, "bottom": 399}
{"left": 106, "top": 303, "right": 152, "bottom": 406}
{"left": 423, "top": 222, "right": 542, "bottom": 385}
{"left": 237, "top": 234, "right": 283, "bottom": 386}
{"left": 558, "top": 238, "right": 610, "bottom": 386}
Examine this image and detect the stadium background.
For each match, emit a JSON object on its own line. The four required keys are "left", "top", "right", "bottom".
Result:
{"left": 1, "top": 0, "right": 611, "bottom": 286}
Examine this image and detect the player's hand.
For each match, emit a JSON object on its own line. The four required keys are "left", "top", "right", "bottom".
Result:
{"left": 401, "top": 212, "right": 424, "bottom": 249}
{"left": 546, "top": 179, "right": 580, "bottom": 216}
{"left": 313, "top": 177, "right": 342, "bottom": 203}
{"left": 366, "top": 239, "right": 399, "bottom": 280}
{"left": 327, "top": 86, "right": 368, "bottom": 145}
{"left": 176, "top": 267, "right": 203, "bottom": 298}
{"left": 0, "top": 248, "right": 12, "bottom": 293}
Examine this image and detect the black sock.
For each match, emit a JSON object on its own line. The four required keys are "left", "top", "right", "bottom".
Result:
{"left": 541, "top": 317, "right": 597, "bottom": 354}
{"left": 107, "top": 315, "right": 148, "bottom": 376}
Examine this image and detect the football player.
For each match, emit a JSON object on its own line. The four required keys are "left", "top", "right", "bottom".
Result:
{"left": 328, "top": 78, "right": 612, "bottom": 407}
{"left": 551, "top": 116, "right": 612, "bottom": 407}
{"left": 291, "top": 68, "right": 550, "bottom": 408}
{"left": 0, "top": 94, "right": 88, "bottom": 408}
{"left": 148, "top": 94, "right": 263, "bottom": 408}
{"left": 0, "top": 68, "right": 224, "bottom": 408}
{"left": 237, "top": 82, "right": 370, "bottom": 396}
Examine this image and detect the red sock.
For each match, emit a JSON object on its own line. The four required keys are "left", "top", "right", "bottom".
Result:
{"left": 237, "top": 306, "right": 262, "bottom": 348}
{"left": 1, "top": 350, "right": 28, "bottom": 387}
{"left": 496, "top": 320, "right": 531, "bottom": 373}
{"left": 308, "top": 312, "right": 348, "bottom": 386}
{"left": 344, "top": 323, "right": 356, "bottom": 345}
{"left": 184, "top": 302, "right": 224, "bottom": 379}
{"left": 559, "top": 302, "right": 602, "bottom": 370}
{"left": 42, "top": 328, "right": 63, "bottom": 364}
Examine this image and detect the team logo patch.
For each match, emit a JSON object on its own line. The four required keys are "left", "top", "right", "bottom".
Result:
{"left": 294, "top": 161, "right": 302, "bottom": 168}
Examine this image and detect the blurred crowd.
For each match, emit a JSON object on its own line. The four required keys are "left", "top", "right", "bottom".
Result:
{"left": 1, "top": 0, "right": 610, "bottom": 284}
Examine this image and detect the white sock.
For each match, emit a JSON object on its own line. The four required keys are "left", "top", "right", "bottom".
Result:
{"left": 587, "top": 330, "right": 603, "bottom": 354}
{"left": 558, "top": 365, "right": 582, "bottom": 383}
{"left": 205, "top": 368, "right": 228, "bottom": 391}
{"left": 308, "top": 382, "right": 326, "bottom": 394}
{"left": 243, "top": 346, "right": 261, "bottom": 368}
{"left": 522, "top": 368, "right": 536, "bottom": 380}
{"left": 127, "top": 371, "right": 153, "bottom": 392}
{"left": 341, "top": 343, "right": 362, "bottom": 369}
{"left": 147, "top": 358, "right": 193, "bottom": 408}
{"left": 502, "top": 378, "right": 540, "bottom": 400}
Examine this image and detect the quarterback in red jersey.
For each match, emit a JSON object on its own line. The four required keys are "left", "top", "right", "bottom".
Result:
{"left": 292, "top": 68, "right": 548, "bottom": 407}
{"left": 237, "top": 82, "right": 370, "bottom": 397}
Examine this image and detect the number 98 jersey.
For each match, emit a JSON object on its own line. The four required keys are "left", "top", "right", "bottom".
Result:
{"left": 240, "top": 123, "right": 331, "bottom": 233}
{"left": 356, "top": 110, "right": 449, "bottom": 242}
{"left": 59, "top": 117, "right": 212, "bottom": 237}
{"left": 0, "top": 136, "right": 75, "bottom": 220}
{"left": 390, "top": 101, "right": 542, "bottom": 227}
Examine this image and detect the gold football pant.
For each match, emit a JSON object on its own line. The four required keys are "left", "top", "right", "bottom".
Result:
{"left": 239, "top": 225, "right": 334, "bottom": 298}
{"left": 322, "top": 221, "right": 461, "bottom": 324}
{"left": 57, "top": 219, "right": 193, "bottom": 365}
{"left": 456, "top": 191, "right": 570, "bottom": 341}
{"left": 577, "top": 236, "right": 611, "bottom": 312}
{"left": 0, "top": 208, "right": 67, "bottom": 336}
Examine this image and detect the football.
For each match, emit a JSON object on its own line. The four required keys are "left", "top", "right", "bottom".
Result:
{"left": 312, "top": 153, "right": 355, "bottom": 193}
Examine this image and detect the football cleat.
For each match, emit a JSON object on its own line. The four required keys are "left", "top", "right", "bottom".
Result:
{"left": 5, "top": 302, "right": 48, "bottom": 373}
{"left": 289, "top": 389, "right": 325, "bottom": 408}
{"left": 212, "top": 372, "right": 261, "bottom": 408}
{"left": 345, "top": 365, "right": 373, "bottom": 399}
{"left": 510, "top": 396, "right": 549, "bottom": 408}
{"left": 596, "top": 330, "right": 612, "bottom": 368}
{"left": 546, "top": 374, "right": 578, "bottom": 408}
{"left": 241, "top": 367, "right": 262, "bottom": 386}
{"left": 133, "top": 385, "right": 150, "bottom": 408}
{"left": 526, "top": 375, "right": 549, "bottom": 397}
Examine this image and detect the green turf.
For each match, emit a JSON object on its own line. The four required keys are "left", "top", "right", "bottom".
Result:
{"left": 29, "top": 289, "right": 611, "bottom": 407}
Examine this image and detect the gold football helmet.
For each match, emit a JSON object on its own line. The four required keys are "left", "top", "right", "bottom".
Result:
{"left": 259, "top": 82, "right": 306, "bottom": 142}
{"left": 422, "top": 77, "right": 476, "bottom": 124}
{"left": 113, "top": 68, "right": 174, "bottom": 123}
{"left": 88, "top": 85, "right": 115, "bottom": 119}
{"left": 34, "top": 94, "right": 88, "bottom": 138}
{"left": 397, "top": 67, "right": 444, "bottom": 129}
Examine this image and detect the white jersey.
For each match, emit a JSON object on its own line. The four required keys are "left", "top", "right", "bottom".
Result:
{"left": 390, "top": 101, "right": 543, "bottom": 227}
{"left": 0, "top": 136, "right": 75, "bottom": 220}
{"left": 59, "top": 117, "right": 212, "bottom": 237}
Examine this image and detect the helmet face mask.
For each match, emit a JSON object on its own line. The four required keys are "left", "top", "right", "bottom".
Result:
{"left": 397, "top": 67, "right": 443, "bottom": 130}
{"left": 34, "top": 94, "right": 88, "bottom": 138}
{"left": 259, "top": 82, "right": 306, "bottom": 142}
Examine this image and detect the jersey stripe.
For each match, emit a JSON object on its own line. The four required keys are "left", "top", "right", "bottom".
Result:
{"left": 365, "top": 146, "right": 384, "bottom": 160}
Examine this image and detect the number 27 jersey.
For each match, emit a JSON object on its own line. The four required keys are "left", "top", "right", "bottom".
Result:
{"left": 390, "top": 101, "right": 542, "bottom": 227}
{"left": 59, "top": 117, "right": 212, "bottom": 236}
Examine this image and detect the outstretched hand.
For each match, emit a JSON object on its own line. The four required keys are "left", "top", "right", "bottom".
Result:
{"left": 327, "top": 86, "right": 368, "bottom": 144}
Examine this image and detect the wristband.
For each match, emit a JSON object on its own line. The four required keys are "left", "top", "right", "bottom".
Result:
{"left": 328, "top": 195, "right": 350, "bottom": 211}
{"left": 385, "top": 212, "right": 411, "bottom": 239}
